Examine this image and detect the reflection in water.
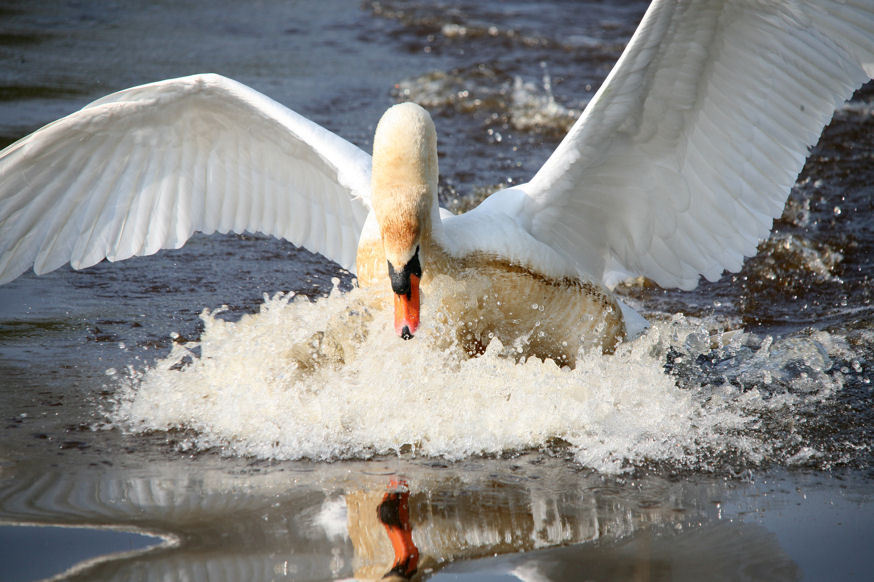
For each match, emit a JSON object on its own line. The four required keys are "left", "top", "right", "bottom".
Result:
{"left": 346, "top": 478, "right": 801, "bottom": 582}
{"left": 440, "top": 522, "right": 800, "bottom": 581}
{"left": 377, "top": 481, "right": 419, "bottom": 580}
{"left": 349, "top": 480, "right": 421, "bottom": 581}
{"left": 0, "top": 459, "right": 815, "bottom": 581}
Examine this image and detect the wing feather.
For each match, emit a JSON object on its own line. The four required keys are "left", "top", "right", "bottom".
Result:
{"left": 142, "top": 147, "right": 174, "bottom": 256}
{"left": 0, "top": 74, "right": 372, "bottom": 285}
{"left": 471, "top": 0, "right": 873, "bottom": 291}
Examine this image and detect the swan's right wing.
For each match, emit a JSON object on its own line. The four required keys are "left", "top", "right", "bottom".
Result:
{"left": 0, "top": 74, "right": 372, "bottom": 284}
{"left": 498, "top": 0, "right": 874, "bottom": 290}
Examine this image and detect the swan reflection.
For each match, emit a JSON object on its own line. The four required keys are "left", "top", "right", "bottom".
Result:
{"left": 0, "top": 462, "right": 802, "bottom": 581}
{"left": 348, "top": 480, "right": 419, "bottom": 581}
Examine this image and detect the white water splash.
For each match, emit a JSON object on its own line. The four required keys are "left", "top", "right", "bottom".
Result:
{"left": 107, "top": 283, "right": 847, "bottom": 474}
{"left": 508, "top": 64, "right": 581, "bottom": 133}
{"left": 393, "top": 63, "right": 581, "bottom": 135}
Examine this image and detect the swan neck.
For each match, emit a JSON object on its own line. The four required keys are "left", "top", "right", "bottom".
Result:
{"left": 371, "top": 102, "right": 440, "bottom": 267}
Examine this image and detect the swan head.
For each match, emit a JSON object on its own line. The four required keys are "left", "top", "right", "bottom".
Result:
{"left": 371, "top": 102, "right": 438, "bottom": 340}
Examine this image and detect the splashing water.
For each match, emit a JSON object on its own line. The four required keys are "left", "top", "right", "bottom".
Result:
{"left": 394, "top": 63, "right": 581, "bottom": 137}
{"left": 105, "top": 279, "right": 857, "bottom": 474}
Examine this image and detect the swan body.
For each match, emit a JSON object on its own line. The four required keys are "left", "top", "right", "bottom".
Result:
{"left": 1, "top": 0, "right": 873, "bottom": 363}
{"left": 356, "top": 102, "right": 625, "bottom": 361}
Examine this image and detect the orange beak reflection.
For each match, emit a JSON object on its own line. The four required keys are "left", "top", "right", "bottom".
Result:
{"left": 377, "top": 480, "right": 419, "bottom": 580}
{"left": 393, "top": 273, "right": 420, "bottom": 340}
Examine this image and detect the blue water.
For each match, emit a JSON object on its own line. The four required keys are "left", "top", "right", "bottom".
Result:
{"left": 0, "top": 525, "right": 164, "bottom": 582}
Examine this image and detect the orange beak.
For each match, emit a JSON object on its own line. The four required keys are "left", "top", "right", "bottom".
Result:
{"left": 393, "top": 273, "right": 420, "bottom": 340}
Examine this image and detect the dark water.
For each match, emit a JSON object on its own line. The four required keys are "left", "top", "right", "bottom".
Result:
{"left": 1, "top": 1, "right": 873, "bottom": 580}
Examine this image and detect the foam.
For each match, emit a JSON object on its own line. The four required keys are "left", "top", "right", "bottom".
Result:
{"left": 107, "top": 283, "right": 849, "bottom": 474}
{"left": 394, "top": 64, "right": 581, "bottom": 136}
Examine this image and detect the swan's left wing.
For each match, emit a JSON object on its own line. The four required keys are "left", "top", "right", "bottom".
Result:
{"left": 0, "top": 74, "right": 372, "bottom": 284}
{"left": 465, "top": 0, "right": 874, "bottom": 290}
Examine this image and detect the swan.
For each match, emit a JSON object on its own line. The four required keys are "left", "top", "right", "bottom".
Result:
{"left": 1, "top": 0, "right": 872, "bottom": 363}
{"left": 355, "top": 101, "right": 627, "bottom": 362}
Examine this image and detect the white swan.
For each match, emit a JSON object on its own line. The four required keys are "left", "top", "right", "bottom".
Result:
{"left": 1, "top": 0, "right": 872, "bottom": 362}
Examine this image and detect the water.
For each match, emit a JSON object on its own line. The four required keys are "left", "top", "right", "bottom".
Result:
{"left": 1, "top": 0, "right": 873, "bottom": 580}
{"left": 0, "top": 525, "right": 165, "bottom": 582}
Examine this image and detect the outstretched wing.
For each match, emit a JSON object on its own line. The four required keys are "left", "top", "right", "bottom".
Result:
{"left": 475, "top": 0, "right": 874, "bottom": 290}
{"left": 0, "top": 73, "right": 372, "bottom": 284}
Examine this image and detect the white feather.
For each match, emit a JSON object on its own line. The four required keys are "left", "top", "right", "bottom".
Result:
{"left": 0, "top": 74, "right": 371, "bottom": 284}
{"left": 450, "top": 0, "right": 874, "bottom": 291}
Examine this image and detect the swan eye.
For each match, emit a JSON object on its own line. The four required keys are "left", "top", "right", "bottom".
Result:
{"left": 388, "top": 246, "right": 422, "bottom": 297}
